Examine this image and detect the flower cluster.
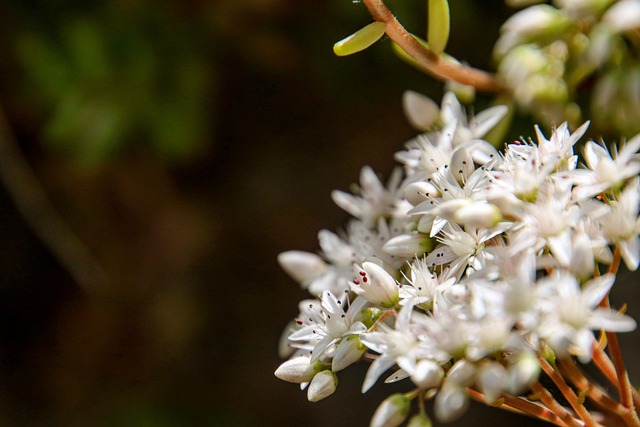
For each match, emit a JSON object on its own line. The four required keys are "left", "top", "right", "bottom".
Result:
{"left": 275, "top": 92, "right": 639, "bottom": 426}
{"left": 496, "top": 0, "right": 640, "bottom": 135}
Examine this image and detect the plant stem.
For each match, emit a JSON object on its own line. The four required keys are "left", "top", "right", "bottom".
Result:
{"left": 360, "top": 0, "right": 506, "bottom": 93}
{"left": 539, "top": 357, "right": 602, "bottom": 427}
{"left": 558, "top": 357, "right": 636, "bottom": 427}
{"left": 531, "top": 381, "right": 583, "bottom": 427}
{"left": 467, "top": 388, "right": 567, "bottom": 426}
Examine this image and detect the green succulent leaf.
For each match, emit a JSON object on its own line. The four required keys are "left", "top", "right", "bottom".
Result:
{"left": 333, "top": 21, "right": 387, "bottom": 56}
{"left": 428, "top": 0, "right": 450, "bottom": 55}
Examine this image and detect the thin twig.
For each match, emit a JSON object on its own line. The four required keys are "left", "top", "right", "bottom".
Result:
{"left": 0, "top": 103, "right": 107, "bottom": 292}
{"left": 558, "top": 357, "right": 636, "bottom": 427}
{"left": 531, "top": 381, "right": 583, "bottom": 427}
{"left": 467, "top": 388, "right": 567, "bottom": 426}
{"left": 539, "top": 357, "right": 602, "bottom": 427}
{"left": 606, "top": 331, "right": 639, "bottom": 422}
{"left": 361, "top": 0, "right": 506, "bottom": 93}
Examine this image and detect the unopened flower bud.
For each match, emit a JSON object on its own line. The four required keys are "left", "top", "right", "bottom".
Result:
{"left": 411, "top": 360, "right": 444, "bottom": 389}
{"left": 407, "top": 413, "right": 432, "bottom": 427}
{"left": 353, "top": 262, "right": 399, "bottom": 308}
{"left": 446, "top": 359, "right": 477, "bottom": 387}
{"left": 307, "top": 370, "right": 338, "bottom": 402}
{"left": 477, "top": 362, "right": 508, "bottom": 404}
{"left": 383, "top": 233, "right": 436, "bottom": 257}
{"left": 434, "top": 383, "right": 469, "bottom": 423}
{"left": 370, "top": 393, "right": 411, "bottom": 427}
{"left": 275, "top": 356, "right": 324, "bottom": 383}
{"left": 501, "top": 5, "right": 570, "bottom": 40}
{"left": 508, "top": 352, "right": 540, "bottom": 394}
{"left": 454, "top": 202, "right": 502, "bottom": 228}
{"left": 332, "top": 335, "right": 366, "bottom": 372}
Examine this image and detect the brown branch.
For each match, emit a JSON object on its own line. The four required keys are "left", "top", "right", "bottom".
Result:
{"left": 531, "top": 381, "right": 583, "bottom": 427}
{"left": 539, "top": 357, "right": 602, "bottom": 427}
{"left": 558, "top": 357, "right": 636, "bottom": 427}
{"left": 0, "top": 103, "right": 107, "bottom": 292}
{"left": 467, "top": 388, "right": 567, "bottom": 426}
{"left": 361, "top": 0, "right": 506, "bottom": 93}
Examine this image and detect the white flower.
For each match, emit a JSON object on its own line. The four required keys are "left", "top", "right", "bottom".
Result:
{"left": 398, "top": 258, "right": 457, "bottom": 312}
{"left": 599, "top": 178, "right": 640, "bottom": 270}
{"left": 332, "top": 166, "right": 407, "bottom": 227}
{"left": 288, "top": 291, "right": 368, "bottom": 362}
{"left": 395, "top": 92, "right": 505, "bottom": 180}
{"left": 534, "top": 121, "right": 589, "bottom": 170}
{"left": 537, "top": 272, "right": 636, "bottom": 362}
{"left": 360, "top": 302, "right": 434, "bottom": 392}
{"left": 574, "top": 133, "right": 640, "bottom": 199}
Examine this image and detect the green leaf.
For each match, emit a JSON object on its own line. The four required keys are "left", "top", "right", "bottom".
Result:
{"left": 333, "top": 21, "right": 386, "bottom": 56}
{"left": 428, "top": 0, "right": 450, "bottom": 55}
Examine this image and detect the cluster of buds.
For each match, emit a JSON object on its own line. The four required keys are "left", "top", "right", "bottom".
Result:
{"left": 275, "top": 92, "right": 640, "bottom": 426}
{"left": 496, "top": 0, "right": 640, "bottom": 135}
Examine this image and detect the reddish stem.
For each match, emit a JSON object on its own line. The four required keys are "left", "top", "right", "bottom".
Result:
{"left": 360, "top": 0, "right": 505, "bottom": 92}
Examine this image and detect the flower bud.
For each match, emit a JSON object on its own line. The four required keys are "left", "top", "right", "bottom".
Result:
{"left": 370, "top": 393, "right": 411, "bottom": 427}
{"left": 501, "top": 5, "right": 570, "bottom": 40}
{"left": 434, "top": 383, "right": 469, "bottom": 423}
{"left": 332, "top": 335, "right": 366, "bottom": 372}
{"left": 275, "top": 356, "right": 323, "bottom": 383}
{"left": 411, "top": 359, "right": 444, "bottom": 389}
{"left": 446, "top": 359, "right": 476, "bottom": 387}
{"left": 454, "top": 202, "right": 502, "bottom": 228}
{"left": 307, "top": 370, "right": 338, "bottom": 402}
{"left": 353, "top": 262, "right": 399, "bottom": 308}
{"left": 407, "top": 413, "right": 432, "bottom": 427}
{"left": 507, "top": 352, "right": 540, "bottom": 394}
{"left": 383, "top": 233, "right": 436, "bottom": 257}
{"left": 477, "top": 362, "right": 508, "bottom": 404}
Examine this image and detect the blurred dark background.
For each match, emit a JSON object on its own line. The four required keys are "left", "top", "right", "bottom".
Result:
{"left": 0, "top": 0, "right": 636, "bottom": 425}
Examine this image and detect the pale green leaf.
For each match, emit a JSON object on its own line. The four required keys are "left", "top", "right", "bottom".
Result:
{"left": 333, "top": 21, "right": 387, "bottom": 56}
{"left": 428, "top": 0, "right": 450, "bottom": 55}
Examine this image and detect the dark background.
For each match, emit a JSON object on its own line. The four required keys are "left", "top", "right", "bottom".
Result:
{"left": 0, "top": 0, "right": 636, "bottom": 425}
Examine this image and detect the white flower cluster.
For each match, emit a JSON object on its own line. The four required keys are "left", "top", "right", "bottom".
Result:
{"left": 275, "top": 92, "right": 639, "bottom": 425}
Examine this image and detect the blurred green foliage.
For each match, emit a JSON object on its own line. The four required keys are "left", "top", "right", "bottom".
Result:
{"left": 13, "top": 3, "right": 215, "bottom": 167}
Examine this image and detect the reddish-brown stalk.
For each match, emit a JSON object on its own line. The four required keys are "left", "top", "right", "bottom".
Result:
{"left": 557, "top": 358, "right": 635, "bottom": 427}
{"left": 539, "top": 358, "right": 602, "bottom": 427}
{"left": 467, "top": 388, "right": 567, "bottom": 426}
{"left": 531, "top": 382, "right": 583, "bottom": 427}
{"left": 360, "top": 0, "right": 506, "bottom": 93}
